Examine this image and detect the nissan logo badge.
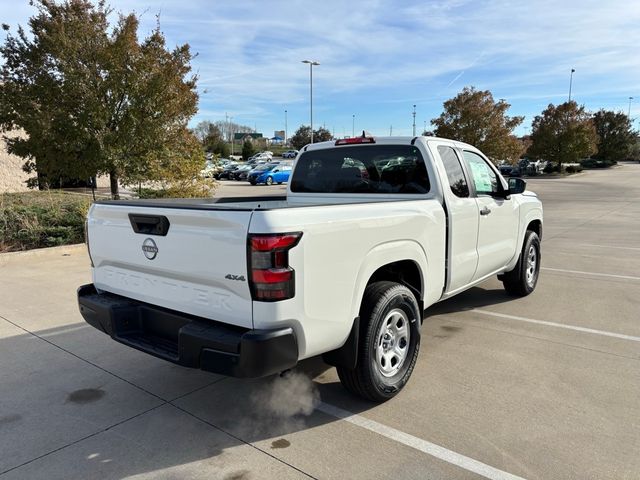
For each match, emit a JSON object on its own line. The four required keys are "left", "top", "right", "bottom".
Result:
{"left": 142, "top": 238, "right": 158, "bottom": 260}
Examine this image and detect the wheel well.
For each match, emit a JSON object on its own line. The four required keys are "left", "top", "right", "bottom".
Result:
{"left": 367, "top": 260, "right": 423, "bottom": 305}
{"left": 324, "top": 260, "right": 423, "bottom": 370}
{"left": 527, "top": 220, "right": 542, "bottom": 240}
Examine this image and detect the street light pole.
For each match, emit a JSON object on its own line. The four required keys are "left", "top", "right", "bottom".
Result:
{"left": 302, "top": 60, "right": 320, "bottom": 143}
{"left": 352, "top": 114, "right": 355, "bottom": 137}
{"left": 284, "top": 109, "right": 288, "bottom": 146}
{"left": 229, "top": 116, "right": 234, "bottom": 155}
{"left": 568, "top": 68, "right": 575, "bottom": 102}
{"left": 628, "top": 97, "right": 633, "bottom": 118}
{"left": 412, "top": 105, "right": 416, "bottom": 136}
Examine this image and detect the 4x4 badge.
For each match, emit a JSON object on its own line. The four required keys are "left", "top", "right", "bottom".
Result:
{"left": 225, "top": 274, "right": 246, "bottom": 282}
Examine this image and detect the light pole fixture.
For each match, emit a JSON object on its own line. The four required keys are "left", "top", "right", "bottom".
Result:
{"left": 628, "top": 97, "right": 634, "bottom": 118}
{"left": 412, "top": 105, "right": 417, "bottom": 136}
{"left": 302, "top": 60, "right": 320, "bottom": 143}
{"left": 352, "top": 114, "right": 355, "bottom": 137}
{"left": 568, "top": 68, "right": 575, "bottom": 102}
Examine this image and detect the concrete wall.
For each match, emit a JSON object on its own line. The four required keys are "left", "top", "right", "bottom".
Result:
{"left": 1, "top": 130, "right": 112, "bottom": 193}
{"left": 0, "top": 131, "right": 31, "bottom": 193}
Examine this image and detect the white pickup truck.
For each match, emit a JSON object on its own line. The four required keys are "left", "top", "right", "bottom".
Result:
{"left": 78, "top": 135, "right": 542, "bottom": 402}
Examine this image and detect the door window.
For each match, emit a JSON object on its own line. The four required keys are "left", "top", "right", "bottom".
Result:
{"left": 463, "top": 151, "right": 498, "bottom": 196}
{"left": 437, "top": 146, "right": 469, "bottom": 198}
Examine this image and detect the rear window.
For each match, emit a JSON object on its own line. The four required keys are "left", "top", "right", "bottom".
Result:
{"left": 290, "top": 145, "right": 430, "bottom": 194}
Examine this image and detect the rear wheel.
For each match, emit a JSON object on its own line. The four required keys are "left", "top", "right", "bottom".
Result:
{"left": 337, "top": 281, "right": 421, "bottom": 402}
{"left": 266, "top": 176, "right": 273, "bottom": 186}
{"left": 501, "top": 230, "right": 540, "bottom": 296}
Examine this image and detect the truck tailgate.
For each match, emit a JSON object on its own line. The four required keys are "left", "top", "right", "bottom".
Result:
{"left": 88, "top": 203, "right": 253, "bottom": 328}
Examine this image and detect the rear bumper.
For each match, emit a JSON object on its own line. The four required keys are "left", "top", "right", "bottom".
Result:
{"left": 77, "top": 284, "right": 298, "bottom": 378}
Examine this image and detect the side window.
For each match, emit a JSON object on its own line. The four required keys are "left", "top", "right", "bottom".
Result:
{"left": 463, "top": 151, "right": 498, "bottom": 196}
{"left": 437, "top": 146, "right": 469, "bottom": 198}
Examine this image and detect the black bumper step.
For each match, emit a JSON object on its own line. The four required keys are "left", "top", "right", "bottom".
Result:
{"left": 77, "top": 284, "right": 298, "bottom": 378}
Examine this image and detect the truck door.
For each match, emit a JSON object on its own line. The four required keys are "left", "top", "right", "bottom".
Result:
{"left": 461, "top": 150, "right": 519, "bottom": 280}
{"left": 429, "top": 142, "right": 479, "bottom": 292}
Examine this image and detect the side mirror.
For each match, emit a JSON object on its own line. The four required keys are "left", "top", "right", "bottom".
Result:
{"left": 508, "top": 177, "right": 526, "bottom": 194}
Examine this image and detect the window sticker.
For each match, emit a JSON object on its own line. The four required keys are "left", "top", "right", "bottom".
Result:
{"left": 468, "top": 160, "right": 492, "bottom": 192}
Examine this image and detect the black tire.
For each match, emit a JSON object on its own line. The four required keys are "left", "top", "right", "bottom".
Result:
{"left": 266, "top": 176, "right": 273, "bottom": 186}
{"left": 337, "top": 281, "right": 421, "bottom": 402}
{"left": 501, "top": 230, "right": 541, "bottom": 296}
{"left": 249, "top": 180, "right": 256, "bottom": 185}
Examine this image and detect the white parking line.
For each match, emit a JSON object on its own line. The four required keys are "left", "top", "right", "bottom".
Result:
{"left": 541, "top": 267, "right": 640, "bottom": 282}
{"left": 581, "top": 244, "right": 640, "bottom": 251}
{"left": 473, "top": 309, "right": 640, "bottom": 342}
{"left": 317, "top": 402, "right": 527, "bottom": 480}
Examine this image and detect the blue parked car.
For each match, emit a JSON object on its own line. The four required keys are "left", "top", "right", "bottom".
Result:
{"left": 248, "top": 164, "right": 292, "bottom": 185}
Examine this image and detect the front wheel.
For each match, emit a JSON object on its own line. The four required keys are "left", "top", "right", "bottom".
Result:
{"left": 337, "top": 281, "right": 421, "bottom": 402}
{"left": 501, "top": 230, "right": 541, "bottom": 296}
{"left": 265, "top": 176, "right": 273, "bottom": 186}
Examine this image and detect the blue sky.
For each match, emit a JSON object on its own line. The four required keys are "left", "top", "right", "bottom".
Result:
{"left": 2, "top": 0, "right": 639, "bottom": 137}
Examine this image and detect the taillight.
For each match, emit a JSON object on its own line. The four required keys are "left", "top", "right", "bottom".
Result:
{"left": 248, "top": 232, "right": 302, "bottom": 301}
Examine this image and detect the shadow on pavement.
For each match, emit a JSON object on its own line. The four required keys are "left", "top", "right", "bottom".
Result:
{"left": 425, "top": 286, "right": 514, "bottom": 317}
{"left": 1, "top": 285, "right": 518, "bottom": 478}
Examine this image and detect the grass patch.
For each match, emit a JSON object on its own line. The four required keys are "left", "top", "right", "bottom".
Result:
{"left": 0, "top": 191, "right": 91, "bottom": 252}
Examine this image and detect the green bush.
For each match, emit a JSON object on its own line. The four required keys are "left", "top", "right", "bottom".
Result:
{"left": 0, "top": 191, "right": 90, "bottom": 252}
{"left": 566, "top": 165, "right": 583, "bottom": 174}
{"left": 581, "top": 158, "right": 616, "bottom": 169}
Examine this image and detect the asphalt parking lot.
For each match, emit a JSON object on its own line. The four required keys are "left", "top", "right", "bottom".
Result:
{"left": 1, "top": 164, "right": 639, "bottom": 479}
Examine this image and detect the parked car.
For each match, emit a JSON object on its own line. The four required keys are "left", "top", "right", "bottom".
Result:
{"left": 255, "top": 164, "right": 292, "bottom": 185}
{"left": 79, "top": 135, "right": 542, "bottom": 402}
{"left": 200, "top": 160, "right": 222, "bottom": 178}
{"left": 216, "top": 163, "right": 239, "bottom": 180}
{"left": 237, "top": 168, "right": 253, "bottom": 181}
{"left": 249, "top": 152, "right": 273, "bottom": 162}
{"left": 499, "top": 165, "right": 520, "bottom": 177}
{"left": 229, "top": 164, "right": 253, "bottom": 181}
{"left": 247, "top": 163, "right": 278, "bottom": 185}
{"left": 282, "top": 150, "right": 299, "bottom": 159}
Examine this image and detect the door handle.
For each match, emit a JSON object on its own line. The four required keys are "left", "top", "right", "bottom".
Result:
{"left": 480, "top": 206, "right": 492, "bottom": 216}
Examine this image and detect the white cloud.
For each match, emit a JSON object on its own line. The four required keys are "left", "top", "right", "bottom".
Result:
{"left": 2, "top": 0, "right": 639, "bottom": 134}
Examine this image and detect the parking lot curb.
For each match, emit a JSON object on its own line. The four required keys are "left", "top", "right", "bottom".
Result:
{"left": 0, "top": 243, "right": 85, "bottom": 258}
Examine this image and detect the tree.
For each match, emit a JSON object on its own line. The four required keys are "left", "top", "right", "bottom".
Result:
{"left": 142, "top": 127, "right": 213, "bottom": 197}
{"left": 592, "top": 110, "right": 636, "bottom": 163}
{"left": 527, "top": 101, "right": 597, "bottom": 167}
{"left": 193, "top": 120, "right": 230, "bottom": 157}
{"left": 431, "top": 87, "right": 524, "bottom": 163}
{"left": 315, "top": 126, "right": 333, "bottom": 143}
{"left": 629, "top": 135, "right": 640, "bottom": 161}
{"left": 242, "top": 139, "right": 255, "bottom": 160}
{"left": 289, "top": 125, "right": 333, "bottom": 150}
{"left": 0, "top": 0, "right": 200, "bottom": 198}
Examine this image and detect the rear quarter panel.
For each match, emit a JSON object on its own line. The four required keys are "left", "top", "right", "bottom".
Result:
{"left": 250, "top": 200, "right": 445, "bottom": 359}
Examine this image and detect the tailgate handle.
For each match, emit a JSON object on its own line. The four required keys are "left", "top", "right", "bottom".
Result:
{"left": 128, "top": 214, "right": 170, "bottom": 236}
